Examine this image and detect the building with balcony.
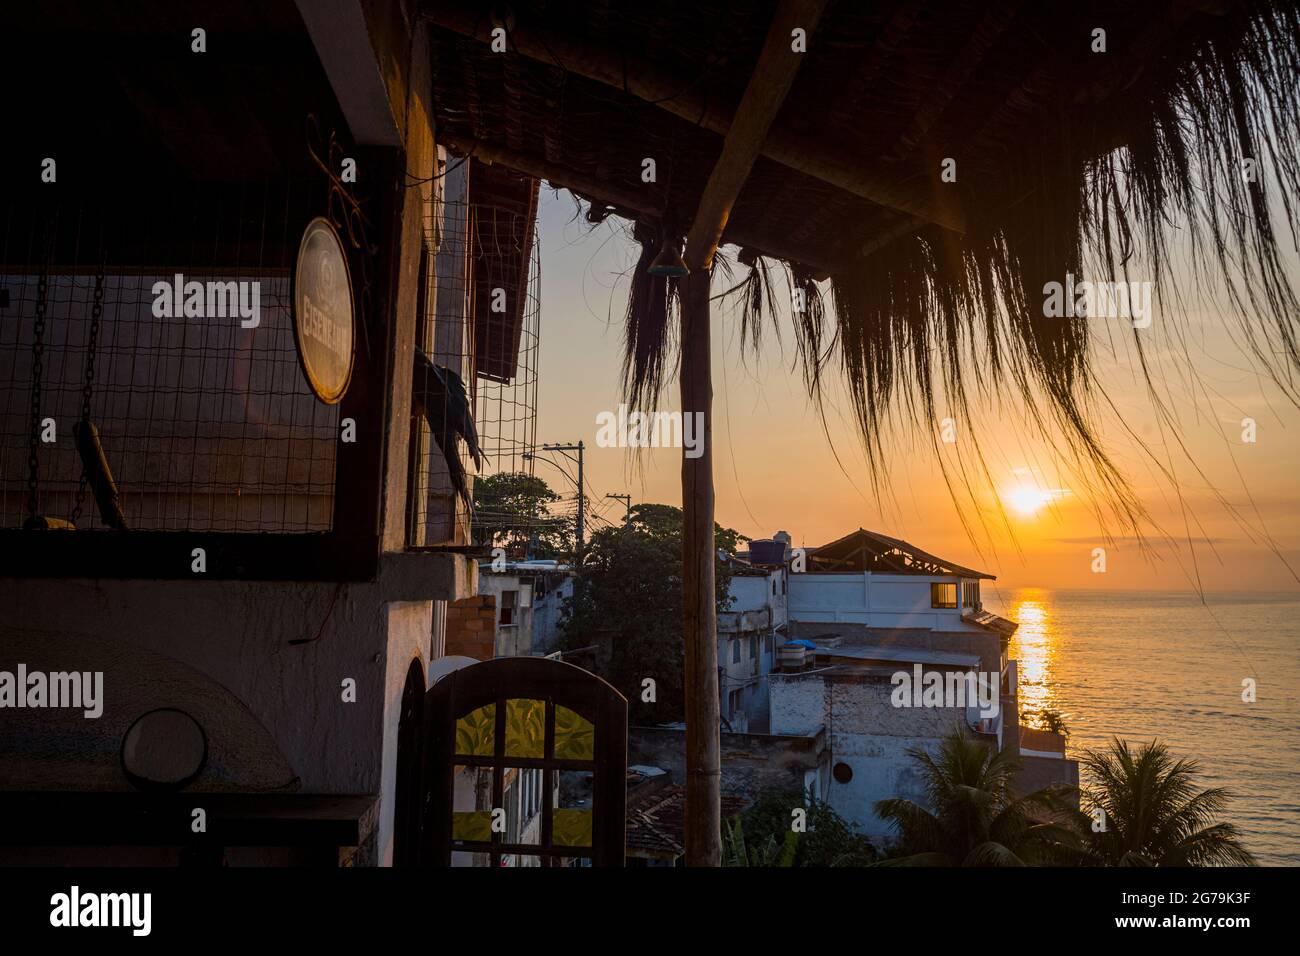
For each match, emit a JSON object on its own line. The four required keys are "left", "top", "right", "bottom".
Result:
{"left": 718, "top": 558, "right": 787, "bottom": 733}
{"left": 762, "top": 527, "right": 1076, "bottom": 842}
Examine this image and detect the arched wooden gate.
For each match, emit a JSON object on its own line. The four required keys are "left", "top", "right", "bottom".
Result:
{"left": 418, "top": 656, "right": 627, "bottom": 866}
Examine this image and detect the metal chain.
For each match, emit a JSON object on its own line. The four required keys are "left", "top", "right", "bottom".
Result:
{"left": 70, "top": 261, "right": 106, "bottom": 525}
{"left": 25, "top": 251, "right": 50, "bottom": 525}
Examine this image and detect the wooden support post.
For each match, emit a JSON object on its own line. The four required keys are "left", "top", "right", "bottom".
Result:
{"left": 676, "top": 0, "right": 825, "bottom": 867}
{"left": 679, "top": 266, "right": 719, "bottom": 866}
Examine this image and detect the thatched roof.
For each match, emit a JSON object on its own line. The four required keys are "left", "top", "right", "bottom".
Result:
{"left": 426, "top": 0, "right": 1300, "bottom": 505}
{"left": 428, "top": 2, "right": 1293, "bottom": 260}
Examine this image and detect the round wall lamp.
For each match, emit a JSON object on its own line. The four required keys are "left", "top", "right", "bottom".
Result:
{"left": 120, "top": 707, "right": 208, "bottom": 791}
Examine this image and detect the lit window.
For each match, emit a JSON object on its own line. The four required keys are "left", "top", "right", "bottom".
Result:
{"left": 930, "top": 582, "right": 958, "bottom": 608}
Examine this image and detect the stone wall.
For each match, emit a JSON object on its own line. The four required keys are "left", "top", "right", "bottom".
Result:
{"left": 770, "top": 669, "right": 982, "bottom": 840}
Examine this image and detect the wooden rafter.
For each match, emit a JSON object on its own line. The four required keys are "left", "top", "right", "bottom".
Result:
{"left": 683, "top": 0, "right": 827, "bottom": 268}
{"left": 439, "top": 133, "right": 841, "bottom": 273}
{"left": 423, "top": 0, "right": 965, "bottom": 233}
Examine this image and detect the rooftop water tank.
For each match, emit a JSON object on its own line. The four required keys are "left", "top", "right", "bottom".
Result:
{"left": 773, "top": 530, "right": 792, "bottom": 559}
{"left": 777, "top": 642, "right": 807, "bottom": 671}
{"left": 748, "top": 538, "right": 785, "bottom": 565}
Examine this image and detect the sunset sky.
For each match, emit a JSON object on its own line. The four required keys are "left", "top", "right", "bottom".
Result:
{"left": 531, "top": 189, "right": 1300, "bottom": 594}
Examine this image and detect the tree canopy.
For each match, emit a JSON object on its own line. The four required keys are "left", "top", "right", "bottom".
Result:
{"left": 560, "top": 503, "right": 745, "bottom": 723}
{"left": 728, "top": 790, "right": 876, "bottom": 867}
{"left": 874, "top": 730, "right": 1066, "bottom": 866}
{"left": 471, "top": 471, "right": 573, "bottom": 558}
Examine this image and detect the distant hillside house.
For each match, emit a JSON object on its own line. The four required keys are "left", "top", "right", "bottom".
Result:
{"left": 765, "top": 528, "right": 1076, "bottom": 843}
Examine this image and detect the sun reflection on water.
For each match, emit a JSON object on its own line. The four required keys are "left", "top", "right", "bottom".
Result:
{"left": 1007, "top": 589, "right": 1058, "bottom": 720}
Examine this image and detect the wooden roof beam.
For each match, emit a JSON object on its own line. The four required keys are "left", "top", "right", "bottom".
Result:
{"left": 440, "top": 133, "right": 838, "bottom": 274}
{"left": 684, "top": 0, "right": 826, "bottom": 269}
{"left": 423, "top": 0, "right": 965, "bottom": 234}
{"left": 676, "top": 0, "right": 824, "bottom": 869}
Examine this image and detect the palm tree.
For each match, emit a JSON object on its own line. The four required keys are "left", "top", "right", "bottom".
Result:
{"left": 1077, "top": 739, "right": 1256, "bottom": 867}
{"left": 874, "top": 729, "right": 1066, "bottom": 866}
{"left": 722, "top": 817, "right": 798, "bottom": 867}
{"left": 1036, "top": 708, "right": 1068, "bottom": 737}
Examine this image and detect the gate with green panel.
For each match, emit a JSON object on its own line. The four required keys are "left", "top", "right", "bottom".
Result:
{"left": 419, "top": 656, "right": 628, "bottom": 866}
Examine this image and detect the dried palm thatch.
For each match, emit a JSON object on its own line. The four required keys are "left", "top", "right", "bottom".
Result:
{"left": 429, "top": 0, "right": 1300, "bottom": 533}
{"left": 695, "top": 1, "right": 1300, "bottom": 535}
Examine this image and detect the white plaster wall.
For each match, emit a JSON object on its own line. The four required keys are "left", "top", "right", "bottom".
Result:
{"left": 531, "top": 577, "right": 571, "bottom": 655}
{"left": 770, "top": 673, "right": 975, "bottom": 841}
{"left": 788, "top": 573, "right": 984, "bottom": 632}
{"left": 729, "top": 576, "right": 769, "bottom": 613}
{"left": 771, "top": 568, "right": 788, "bottom": 629}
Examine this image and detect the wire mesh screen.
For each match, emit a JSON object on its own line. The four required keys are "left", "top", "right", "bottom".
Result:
{"left": 0, "top": 191, "right": 340, "bottom": 533}
{"left": 410, "top": 197, "right": 539, "bottom": 548}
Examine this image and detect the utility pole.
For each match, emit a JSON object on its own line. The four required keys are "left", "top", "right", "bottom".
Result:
{"left": 530, "top": 441, "right": 585, "bottom": 559}
{"left": 605, "top": 493, "right": 631, "bottom": 524}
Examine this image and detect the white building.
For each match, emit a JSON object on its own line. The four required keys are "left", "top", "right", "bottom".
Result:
{"left": 478, "top": 562, "right": 574, "bottom": 659}
{"left": 764, "top": 528, "right": 1075, "bottom": 843}
{"left": 718, "top": 559, "right": 786, "bottom": 733}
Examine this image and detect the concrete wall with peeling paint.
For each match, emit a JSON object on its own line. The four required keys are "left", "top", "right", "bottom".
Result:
{"left": 769, "top": 670, "right": 978, "bottom": 842}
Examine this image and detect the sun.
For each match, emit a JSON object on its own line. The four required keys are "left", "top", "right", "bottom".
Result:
{"left": 1001, "top": 483, "right": 1068, "bottom": 519}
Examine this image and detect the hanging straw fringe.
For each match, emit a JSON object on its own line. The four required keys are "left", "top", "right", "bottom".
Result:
{"left": 621, "top": 219, "right": 679, "bottom": 412}
{"left": 616, "top": 1, "right": 1300, "bottom": 526}
{"left": 813, "top": 1, "right": 1300, "bottom": 513}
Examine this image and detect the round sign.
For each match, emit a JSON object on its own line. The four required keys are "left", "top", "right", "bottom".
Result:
{"left": 293, "top": 217, "right": 355, "bottom": 404}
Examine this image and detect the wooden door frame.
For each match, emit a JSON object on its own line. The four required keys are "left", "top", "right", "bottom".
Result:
{"left": 418, "top": 656, "right": 627, "bottom": 866}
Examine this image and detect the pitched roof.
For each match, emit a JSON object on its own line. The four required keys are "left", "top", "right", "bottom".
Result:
{"left": 964, "top": 609, "right": 1018, "bottom": 636}
{"left": 808, "top": 527, "right": 994, "bottom": 579}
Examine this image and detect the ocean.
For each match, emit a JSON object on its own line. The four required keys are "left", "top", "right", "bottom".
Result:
{"left": 992, "top": 588, "right": 1300, "bottom": 865}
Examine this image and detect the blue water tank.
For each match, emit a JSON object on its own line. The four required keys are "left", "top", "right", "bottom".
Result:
{"left": 749, "top": 539, "right": 785, "bottom": 564}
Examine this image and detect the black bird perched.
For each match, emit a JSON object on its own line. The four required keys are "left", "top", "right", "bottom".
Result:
{"left": 412, "top": 348, "right": 484, "bottom": 504}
